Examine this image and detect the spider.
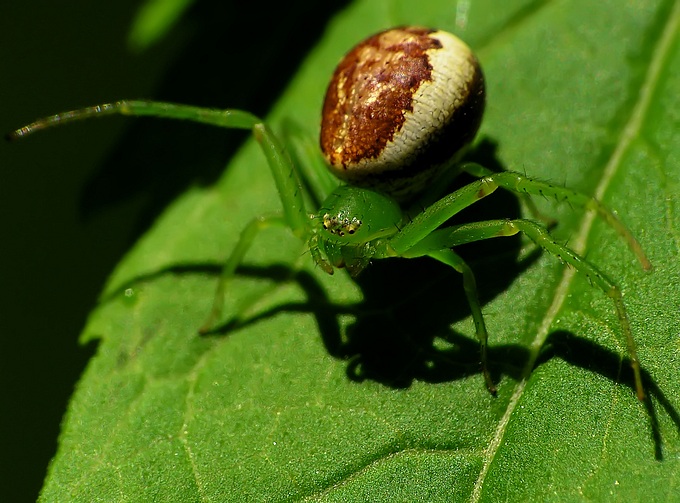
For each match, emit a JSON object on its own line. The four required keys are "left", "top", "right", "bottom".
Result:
{"left": 8, "top": 27, "right": 651, "bottom": 399}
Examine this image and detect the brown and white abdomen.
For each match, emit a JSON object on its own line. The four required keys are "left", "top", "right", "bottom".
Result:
{"left": 320, "top": 27, "right": 485, "bottom": 201}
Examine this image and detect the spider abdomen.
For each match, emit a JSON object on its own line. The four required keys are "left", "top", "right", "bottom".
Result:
{"left": 320, "top": 27, "right": 485, "bottom": 201}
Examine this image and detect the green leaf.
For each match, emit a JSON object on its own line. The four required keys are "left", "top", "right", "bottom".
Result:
{"left": 40, "top": 0, "right": 680, "bottom": 501}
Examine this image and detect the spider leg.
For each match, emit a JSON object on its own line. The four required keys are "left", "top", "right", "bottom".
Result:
{"left": 390, "top": 169, "right": 569, "bottom": 256}
{"left": 7, "top": 100, "right": 260, "bottom": 140}
{"left": 462, "top": 162, "right": 651, "bottom": 271}
{"left": 197, "top": 122, "right": 314, "bottom": 332}
{"left": 197, "top": 122, "right": 313, "bottom": 333}
{"left": 459, "top": 163, "right": 556, "bottom": 227}
{"left": 252, "top": 124, "right": 310, "bottom": 235}
{"left": 280, "top": 118, "right": 340, "bottom": 206}
{"left": 412, "top": 218, "right": 646, "bottom": 400}
{"left": 9, "top": 99, "right": 321, "bottom": 333}
{"left": 198, "top": 122, "right": 313, "bottom": 333}
{"left": 426, "top": 249, "right": 496, "bottom": 394}
{"left": 389, "top": 176, "right": 500, "bottom": 254}
{"left": 199, "top": 215, "right": 287, "bottom": 334}
{"left": 8, "top": 100, "right": 312, "bottom": 238}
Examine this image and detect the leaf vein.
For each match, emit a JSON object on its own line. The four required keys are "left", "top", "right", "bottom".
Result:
{"left": 470, "top": 2, "right": 680, "bottom": 500}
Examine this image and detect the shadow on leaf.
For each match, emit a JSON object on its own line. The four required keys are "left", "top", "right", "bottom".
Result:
{"left": 97, "top": 135, "right": 676, "bottom": 462}
{"left": 539, "top": 330, "right": 680, "bottom": 461}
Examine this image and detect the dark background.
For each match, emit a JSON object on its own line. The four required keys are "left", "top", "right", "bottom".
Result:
{"left": 0, "top": 2, "right": 346, "bottom": 500}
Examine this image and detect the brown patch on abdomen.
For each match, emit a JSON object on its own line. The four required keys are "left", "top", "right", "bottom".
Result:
{"left": 320, "top": 27, "right": 440, "bottom": 167}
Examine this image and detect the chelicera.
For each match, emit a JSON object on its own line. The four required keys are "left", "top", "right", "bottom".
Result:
{"left": 8, "top": 27, "right": 651, "bottom": 398}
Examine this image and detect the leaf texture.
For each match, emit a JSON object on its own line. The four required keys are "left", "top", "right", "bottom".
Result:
{"left": 36, "top": 0, "right": 680, "bottom": 501}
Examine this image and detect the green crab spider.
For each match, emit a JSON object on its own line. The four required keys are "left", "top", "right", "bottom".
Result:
{"left": 8, "top": 27, "right": 651, "bottom": 399}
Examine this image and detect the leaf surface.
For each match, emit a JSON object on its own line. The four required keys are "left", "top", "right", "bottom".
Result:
{"left": 40, "top": 0, "right": 680, "bottom": 501}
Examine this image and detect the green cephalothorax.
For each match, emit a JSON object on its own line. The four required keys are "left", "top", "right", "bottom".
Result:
{"left": 8, "top": 27, "right": 651, "bottom": 400}
{"left": 316, "top": 186, "right": 402, "bottom": 244}
{"left": 310, "top": 185, "right": 402, "bottom": 276}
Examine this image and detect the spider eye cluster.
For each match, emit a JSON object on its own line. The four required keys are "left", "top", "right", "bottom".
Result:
{"left": 320, "top": 26, "right": 485, "bottom": 201}
{"left": 322, "top": 213, "right": 362, "bottom": 237}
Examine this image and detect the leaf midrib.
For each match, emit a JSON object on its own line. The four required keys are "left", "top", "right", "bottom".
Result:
{"left": 470, "top": 1, "right": 680, "bottom": 500}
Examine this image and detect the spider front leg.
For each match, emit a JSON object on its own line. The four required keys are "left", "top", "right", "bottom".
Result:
{"left": 387, "top": 177, "right": 505, "bottom": 393}
{"left": 199, "top": 124, "right": 321, "bottom": 333}
{"left": 8, "top": 100, "right": 324, "bottom": 333}
{"left": 198, "top": 214, "right": 287, "bottom": 334}
{"left": 7, "top": 101, "right": 311, "bottom": 235}
{"left": 461, "top": 162, "right": 652, "bottom": 271}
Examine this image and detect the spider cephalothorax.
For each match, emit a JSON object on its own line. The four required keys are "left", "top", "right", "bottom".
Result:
{"left": 310, "top": 184, "right": 401, "bottom": 276}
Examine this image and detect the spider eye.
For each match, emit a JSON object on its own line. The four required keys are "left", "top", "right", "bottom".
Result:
{"left": 320, "top": 27, "right": 485, "bottom": 201}
{"left": 321, "top": 212, "right": 362, "bottom": 238}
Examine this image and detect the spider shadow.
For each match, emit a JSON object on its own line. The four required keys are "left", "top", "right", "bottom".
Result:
{"left": 195, "top": 136, "right": 537, "bottom": 390}
{"left": 194, "top": 261, "right": 676, "bottom": 461}
{"left": 152, "top": 249, "right": 536, "bottom": 389}
{"left": 328, "top": 137, "right": 535, "bottom": 388}
{"left": 184, "top": 138, "right": 544, "bottom": 388}
{"left": 337, "top": 245, "right": 531, "bottom": 384}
